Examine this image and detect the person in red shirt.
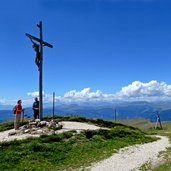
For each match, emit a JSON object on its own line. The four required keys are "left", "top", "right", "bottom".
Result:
{"left": 14, "top": 100, "right": 23, "bottom": 130}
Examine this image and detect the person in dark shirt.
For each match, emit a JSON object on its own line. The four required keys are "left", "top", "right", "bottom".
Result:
{"left": 32, "top": 97, "right": 39, "bottom": 120}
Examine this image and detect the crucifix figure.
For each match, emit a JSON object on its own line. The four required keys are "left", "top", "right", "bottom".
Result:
{"left": 31, "top": 39, "right": 41, "bottom": 70}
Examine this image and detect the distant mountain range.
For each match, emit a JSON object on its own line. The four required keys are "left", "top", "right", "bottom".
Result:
{"left": 0, "top": 101, "right": 171, "bottom": 123}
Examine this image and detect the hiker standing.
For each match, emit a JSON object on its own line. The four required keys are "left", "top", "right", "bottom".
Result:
{"left": 32, "top": 97, "right": 39, "bottom": 120}
{"left": 14, "top": 100, "right": 23, "bottom": 130}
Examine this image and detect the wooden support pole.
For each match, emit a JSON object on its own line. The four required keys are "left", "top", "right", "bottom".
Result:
{"left": 37, "top": 21, "right": 43, "bottom": 120}
{"left": 53, "top": 92, "right": 55, "bottom": 118}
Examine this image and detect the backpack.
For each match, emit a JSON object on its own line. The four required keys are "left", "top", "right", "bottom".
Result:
{"left": 12, "top": 105, "right": 17, "bottom": 114}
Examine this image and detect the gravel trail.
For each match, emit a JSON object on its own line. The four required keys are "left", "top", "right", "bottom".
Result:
{"left": 90, "top": 135, "right": 170, "bottom": 171}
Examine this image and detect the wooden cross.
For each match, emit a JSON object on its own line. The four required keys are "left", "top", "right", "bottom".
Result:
{"left": 26, "top": 21, "right": 53, "bottom": 120}
{"left": 155, "top": 112, "right": 163, "bottom": 129}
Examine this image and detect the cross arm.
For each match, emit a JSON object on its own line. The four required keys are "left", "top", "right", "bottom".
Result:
{"left": 25, "top": 33, "right": 53, "bottom": 48}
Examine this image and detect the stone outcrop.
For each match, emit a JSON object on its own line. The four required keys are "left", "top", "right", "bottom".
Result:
{"left": 8, "top": 119, "right": 63, "bottom": 137}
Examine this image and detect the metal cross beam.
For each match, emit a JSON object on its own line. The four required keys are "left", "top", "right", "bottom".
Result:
{"left": 26, "top": 21, "right": 53, "bottom": 120}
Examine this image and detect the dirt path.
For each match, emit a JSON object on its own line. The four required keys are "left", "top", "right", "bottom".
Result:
{"left": 90, "top": 136, "right": 170, "bottom": 171}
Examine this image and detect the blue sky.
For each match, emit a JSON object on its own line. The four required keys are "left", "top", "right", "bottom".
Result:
{"left": 1, "top": 0, "right": 171, "bottom": 106}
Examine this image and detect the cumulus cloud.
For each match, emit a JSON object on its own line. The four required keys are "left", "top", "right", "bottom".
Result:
{"left": 63, "top": 88, "right": 104, "bottom": 100}
{"left": 27, "top": 91, "right": 45, "bottom": 97}
{"left": 1, "top": 80, "right": 171, "bottom": 107}
{"left": 27, "top": 91, "right": 54, "bottom": 103}
{"left": 116, "top": 80, "right": 171, "bottom": 101}
{"left": 0, "top": 98, "right": 16, "bottom": 106}
{"left": 25, "top": 81, "right": 171, "bottom": 104}
{"left": 60, "top": 80, "right": 171, "bottom": 102}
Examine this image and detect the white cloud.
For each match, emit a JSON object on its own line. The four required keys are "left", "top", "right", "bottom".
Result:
{"left": 63, "top": 88, "right": 103, "bottom": 100}
{"left": 0, "top": 98, "right": 16, "bottom": 106}
{"left": 27, "top": 91, "right": 44, "bottom": 97}
{"left": 27, "top": 91, "right": 53, "bottom": 103}
{"left": 1, "top": 80, "right": 171, "bottom": 107}
{"left": 60, "top": 80, "right": 171, "bottom": 102}
{"left": 117, "top": 80, "right": 171, "bottom": 100}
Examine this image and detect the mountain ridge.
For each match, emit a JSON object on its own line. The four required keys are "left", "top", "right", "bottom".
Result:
{"left": 0, "top": 101, "right": 171, "bottom": 122}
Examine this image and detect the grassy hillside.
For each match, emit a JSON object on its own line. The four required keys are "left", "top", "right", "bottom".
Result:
{"left": 0, "top": 116, "right": 156, "bottom": 171}
{"left": 118, "top": 118, "right": 155, "bottom": 130}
